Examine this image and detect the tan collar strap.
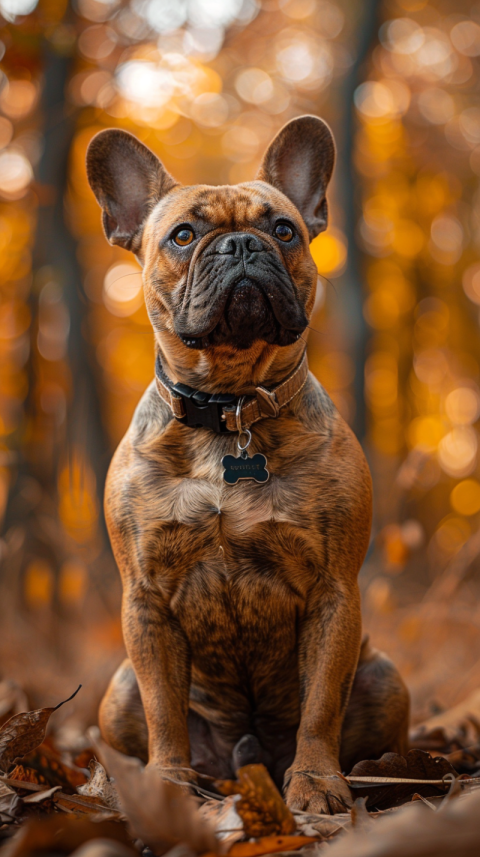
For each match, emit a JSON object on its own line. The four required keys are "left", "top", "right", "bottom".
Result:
{"left": 154, "top": 350, "right": 309, "bottom": 434}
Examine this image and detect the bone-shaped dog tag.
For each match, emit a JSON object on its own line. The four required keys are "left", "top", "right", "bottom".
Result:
{"left": 222, "top": 452, "right": 269, "bottom": 485}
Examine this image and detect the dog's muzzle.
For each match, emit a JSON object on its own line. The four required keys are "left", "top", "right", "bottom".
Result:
{"left": 174, "top": 231, "right": 308, "bottom": 350}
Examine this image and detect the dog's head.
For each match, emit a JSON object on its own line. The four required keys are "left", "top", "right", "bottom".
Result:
{"left": 86, "top": 116, "right": 334, "bottom": 379}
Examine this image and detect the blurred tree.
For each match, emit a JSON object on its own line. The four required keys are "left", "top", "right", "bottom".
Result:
{"left": 3, "top": 1, "right": 110, "bottom": 608}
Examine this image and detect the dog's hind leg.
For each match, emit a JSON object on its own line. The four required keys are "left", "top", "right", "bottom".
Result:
{"left": 99, "top": 659, "right": 149, "bottom": 762}
{"left": 339, "top": 637, "right": 410, "bottom": 773}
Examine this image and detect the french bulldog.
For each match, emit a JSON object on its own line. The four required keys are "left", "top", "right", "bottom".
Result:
{"left": 86, "top": 115, "right": 409, "bottom": 814}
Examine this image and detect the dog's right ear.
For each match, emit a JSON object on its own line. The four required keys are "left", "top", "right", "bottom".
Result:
{"left": 86, "top": 129, "right": 178, "bottom": 252}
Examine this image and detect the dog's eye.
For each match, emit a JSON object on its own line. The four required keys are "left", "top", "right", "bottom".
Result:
{"left": 173, "top": 228, "right": 195, "bottom": 246}
{"left": 274, "top": 223, "right": 294, "bottom": 242}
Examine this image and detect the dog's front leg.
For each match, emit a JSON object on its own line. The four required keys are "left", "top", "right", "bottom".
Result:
{"left": 284, "top": 581, "right": 362, "bottom": 814}
{"left": 121, "top": 581, "right": 194, "bottom": 782}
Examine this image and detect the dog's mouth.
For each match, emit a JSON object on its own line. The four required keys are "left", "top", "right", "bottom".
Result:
{"left": 176, "top": 277, "right": 307, "bottom": 351}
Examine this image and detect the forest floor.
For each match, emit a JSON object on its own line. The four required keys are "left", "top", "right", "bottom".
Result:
{"left": 2, "top": 538, "right": 480, "bottom": 856}
{"left": 1, "top": 674, "right": 480, "bottom": 857}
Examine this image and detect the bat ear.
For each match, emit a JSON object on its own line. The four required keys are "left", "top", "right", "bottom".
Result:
{"left": 86, "top": 129, "right": 178, "bottom": 252}
{"left": 256, "top": 115, "right": 335, "bottom": 241}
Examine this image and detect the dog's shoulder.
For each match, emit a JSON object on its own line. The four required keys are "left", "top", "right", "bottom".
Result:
{"left": 291, "top": 372, "right": 372, "bottom": 534}
{"left": 294, "top": 372, "right": 336, "bottom": 429}
{"left": 293, "top": 372, "right": 355, "bottom": 450}
{"left": 130, "top": 380, "right": 174, "bottom": 443}
{"left": 104, "top": 382, "right": 173, "bottom": 530}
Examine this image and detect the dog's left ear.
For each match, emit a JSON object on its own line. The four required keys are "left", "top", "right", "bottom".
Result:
{"left": 86, "top": 129, "right": 178, "bottom": 253}
{"left": 256, "top": 115, "right": 335, "bottom": 241}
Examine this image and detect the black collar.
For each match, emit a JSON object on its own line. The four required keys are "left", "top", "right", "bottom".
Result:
{"left": 154, "top": 350, "right": 309, "bottom": 434}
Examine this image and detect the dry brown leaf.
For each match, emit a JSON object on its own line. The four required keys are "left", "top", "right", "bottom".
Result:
{"left": 22, "top": 742, "right": 88, "bottom": 789}
{"left": 8, "top": 764, "right": 47, "bottom": 787}
{"left": 1, "top": 777, "right": 49, "bottom": 793}
{"left": 2, "top": 816, "right": 131, "bottom": 857}
{"left": 78, "top": 760, "right": 121, "bottom": 812}
{"left": 218, "top": 834, "right": 316, "bottom": 857}
{"left": 70, "top": 840, "right": 136, "bottom": 857}
{"left": 53, "top": 791, "right": 123, "bottom": 818}
{"left": 199, "top": 795, "right": 244, "bottom": 845}
{"left": 22, "top": 785, "right": 61, "bottom": 804}
{"left": 409, "top": 726, "right": 450, "bottom": 753}
{"left": 293, "top": 810, "right": 350, "bottom": 839}
{"left": 74, "top": 749, "right": 96, "bottom": 770}
{"left": 0, "top": 686, "right": 82, "bottom": 774}
{"left": 410, "top": 690, "right": 480, "bottom": 750}
{"left": 91, "top": 729, "right": 219, "bottom": 855}
{"left": 325, "top": 787, "right": 480, "bottom": 857}
{"left": 217, "top": 764, "right": 296, "bottom": 838}
{"left": 445, "top": 745, "right": 480, "bottom": 774}
{"left": 347, "top": 749, "right": 458, "bottom": 809}
{"left": 0, "top": 788, "right": 23, "bottom": 823}
{"left": 350, "top": 798, "right": 373, "bottom": 832}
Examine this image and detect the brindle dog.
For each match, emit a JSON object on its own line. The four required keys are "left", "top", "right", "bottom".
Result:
{"left": 86, "top": 116, "right": 409, "bottom": 814}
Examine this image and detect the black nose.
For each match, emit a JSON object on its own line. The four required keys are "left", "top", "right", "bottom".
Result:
{"left": 215, "top": 232, "right": 265, "bottom": 257}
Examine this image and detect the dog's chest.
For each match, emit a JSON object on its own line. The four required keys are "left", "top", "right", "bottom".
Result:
{"left": 142, "top": 460, "right": 323, "bottom": 612}
{"left": 151, "top": 470, "right": 311, "bottom": 687}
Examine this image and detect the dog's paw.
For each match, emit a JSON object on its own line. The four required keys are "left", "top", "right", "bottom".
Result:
{"left": 285, "top": 772, "right": 352, "bottom": 815}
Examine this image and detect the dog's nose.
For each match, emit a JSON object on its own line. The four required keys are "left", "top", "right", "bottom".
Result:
{"left": 216, "top": 232, "right": 265, "bottom": 257}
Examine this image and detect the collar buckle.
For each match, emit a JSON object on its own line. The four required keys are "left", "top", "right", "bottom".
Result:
{"left": 256, "top": 386, "right": 281, "bottom": 418}
{"left": 171, "top": 382, "right": 236, "bottom": 433}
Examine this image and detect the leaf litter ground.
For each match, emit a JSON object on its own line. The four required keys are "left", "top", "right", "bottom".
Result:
{"left": 2, "top": 683, "right": 480, "bottom": 857}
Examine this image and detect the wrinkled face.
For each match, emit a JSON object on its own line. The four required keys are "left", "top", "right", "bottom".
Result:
{"left": 142, "top": 182, "right": 315, "bottom": 351}
{"left": 86, "top": 115, "right": 335, "bottom": 359}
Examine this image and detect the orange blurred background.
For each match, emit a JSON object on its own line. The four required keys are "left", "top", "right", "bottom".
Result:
{"left": 2, "top": 0, "right": 480, "bottom": 735}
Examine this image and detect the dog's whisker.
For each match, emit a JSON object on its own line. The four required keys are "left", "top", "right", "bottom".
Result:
{"left": 101, "top": 272, "right": 143, "bottom": 297}
{"left": 318, "top": 273, "right": 337, "bottom": 295}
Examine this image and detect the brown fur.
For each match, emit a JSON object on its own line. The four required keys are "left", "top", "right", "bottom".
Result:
{"left": 86, "top": 116, "right": 409, "bottom": 814}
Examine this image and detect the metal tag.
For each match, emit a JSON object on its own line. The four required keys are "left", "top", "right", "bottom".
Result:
{"left": 222, "top": 452, "right": 269, "bottom": 485}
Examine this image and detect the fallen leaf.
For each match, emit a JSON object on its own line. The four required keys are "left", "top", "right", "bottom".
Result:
{"left": 324, "top": 787, "right": 480, "bottom": 857}
{"left": 346, "top": 750, "right": 459, "bottom": 808}
{"left": 0, "top": 788, "right": 23, "bottom": 823}
{"left": 2, "top": 816, "right": 131, "bottom": 857}
{"left": 78, "top": 761, "right": 121, "bottom": 812}
{"left": 409, "top": 725, "right": 452, "bottom": 753}
{"left": 350, "top": 797, "right": 373, "bottom": 832}
{"left": 8, "top": 765, "right": 47, "bottom": 787}
{"left": 217, "top": 764, "right": 296, "bottom": 838}
{"left": 70, "top": 840, "right": 136, "bottom": 857}
{"left": 90, "top": 729, "right": 219, "bottom": 855}
{"left": 199, "top": 795, "right": 244, "bottom": 845}
{"left": 53, "top": 791, "right": 123, "bottom": 819}
{"left": 74, "top": 749, "right": 96, "bottom": 770}
{"left": 0, "top": 686, "right": 82, "bottom": 774}
{"left": 410, "top": 690, "right": 480, "bottom": 750}
{"left": 295, "top": 811, "right": 350, "bottom": 839}
{"left": 22, "top": 785, "right": 61, "bottom": 804}
{"left": 221, "top": 834, "right": 316, "bottom": 856}
{"left": 22, "top": 742, "right": 88, "bottom": 789}
{"left": 1, "top": 777, "right": 50, "bottom": 793}
{"left": 2, "top": 774, "right": 123, "bottom": 819}
{"left": 445, "top": 745, "right": 480, "bottom": 774}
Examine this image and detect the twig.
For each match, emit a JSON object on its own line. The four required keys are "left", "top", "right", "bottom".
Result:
{"left": 343, "top": 775, "right": 480, "bottom": 786}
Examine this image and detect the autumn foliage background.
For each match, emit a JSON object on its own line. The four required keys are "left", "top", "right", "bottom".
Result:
{"left": 1, "top": 0, "right": 480, "bottom": 737}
